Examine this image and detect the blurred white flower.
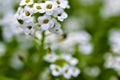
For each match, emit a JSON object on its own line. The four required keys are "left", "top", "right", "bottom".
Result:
{"left": 1, "top": 11, "right": 23, "bottom": 42}
{"left": 51, "top": 31, "right": 92, "bottom": 53}
{"left": 104, "top": 53, "right": 114, "bottom": 68}
{"left": 44, "top": 53, "right": 58, "bottom": 63}
{"left": 109, "top": 29, "right": 120, "bottom": 54}
{"left": 101, "top": 0, "right": 120, "bottom": 18}
{"left": 10, "top": 53, "right": 24, "bottom": 70}
{"left": 62, "top": 54, "right": 78, "bottom": 66}
{"left": 20, "top": 0, "right": 34, "bottom": 6}
{"left": 50, "top": 64, "right": 62, "bottom": 76}
{"left": 71, "top": 67, "right": 80, "bottom": 77}
{"left": 63, "top": 17, "right": 82, "bottom": 32}
{"left": 62, "top": 65, "right": 72, "bottom": 79}
{"left": 113, "top": 56, "right": 120, "bottom": 71}
{"left": 79, "top": 43, "right": 93, "bottom": 55}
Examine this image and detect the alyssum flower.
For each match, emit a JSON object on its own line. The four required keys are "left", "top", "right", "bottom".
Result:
{"left": 16, "top": 0, "right": 69, "bottom": 35}
{"left": 44, "top": 53, "right": 80, "bottom": 79}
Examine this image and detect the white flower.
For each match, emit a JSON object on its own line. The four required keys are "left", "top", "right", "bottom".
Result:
{"left": 71, "top": 67, "right": 80, "bottom": 77}
{"left": 45, "top": 1, "right": 57, "bottom": 15}
{"left": 50, "top": 64, "right": 62, "bottom": 76}
{"left": 20, "top": 0, "right": 34, "bottom": 6}
{"left": 53, "top": 8, "right": 68, "bottom": 21}
{"left": 48, "top": 19, "right": 63, "bottom": 35}
{"left": 21, "top": 21, "right": 35, "bottom": 35}
{"left": 16, "top": 7, "right": 34, "bottom": 24}
{"left": 15, "top": 7, "right": 24, "bottom": 20}
{"left": 38, "top": 14, "right": 54, "bottom": 31}
{"left": 113, "top": 56, "right": 120, "bottom": 70}
{"left": 79, "top": 43, "right": 93, "bottom": 55}
{"left": 10, "top": 54, "right": 24, "bottom": 70}
{"left": 44, "top": 53, "right": 58, "bottom": 63}
{"left": 69, "top": 58, "right": 78, "bottom": 66}
{"left": 61, "top": 54, "right": 78, "bottom": 66}
{"left": 109, "top": 30, "right": 120, "bottom": 45}
{"left": 53, "top": 0, "right": 70, "bottom": 9}
{"left": 23, "top": 6, "right": 34, "bottom": 17}
{"left": 33, "top": 3, "right": 45, "bottom": 13}
{"left": 62, "top": 65, "right": 72, "bottom": 79}
{"left": 109, "top": 29, "right": 120, "bottom": 54}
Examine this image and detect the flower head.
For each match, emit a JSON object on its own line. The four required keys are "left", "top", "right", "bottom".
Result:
{"left": 53, "top": 8, "right": 68, "bottom": 21}
{"left": 33, "top": 3, "right": 45, "bottom": 13}
{"left": 45, "top": 1, "right": 57, "bottom": 15}
{"left": 38, "top": 14, "right": 54, "bottom": 31}
{"left": 50, "top": 64, "right": 62, "bottom": 76}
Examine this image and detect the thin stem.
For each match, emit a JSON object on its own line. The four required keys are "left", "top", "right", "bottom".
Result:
{"left": 33, "top": 31, "right": 46, "bottom": 79}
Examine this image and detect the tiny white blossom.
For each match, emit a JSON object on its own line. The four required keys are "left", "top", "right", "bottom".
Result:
{"left": 62, "top": 65, "right": 72, "bottom": 79}
{"left": 44, "top": 53, "right": 58, "bottom": 63}
{"left": 113, "top": 56, "right": 120, "bottom": 70}
{"left": 71, "top": 67, "right": 80, "bottom": 77}
{"left": 79, "top": 43, "right": 93, "bottom": 55}
{"left": 23, "top": 6, "right": 34, "bottom": 17}
{"left": 21, "top": 21, "right": 34, "bottom": 35}
{"left": 33, "top": 3, "right": 45, "bottom": 13}
{"left": 16, "top": 7, "right": 34, "bottom": 24}
{"left": 45, "top": 1, "right": 57, "bottom": 15}
{"left": 15, "top": 7, "right": 24, "bottom": 20}
{"left": 53, "top": 8, "right": 68, "bottom": 21}
{"left": 49, "top": 19, "right": 63, "bottom": 35}
{"left": 38, "top": 14, "right": 54, "bottom": 31}
{"left": 50, "top": 64, "right": 62, "bottom": 76}
{"left": 53, "top": 0, "right": 70, "bottom": 9}
{"left": 62, "top": 54, "right": 78, "bottom": 66}
{"left": 20, "top": 0, "right": 34, "bottom": 6}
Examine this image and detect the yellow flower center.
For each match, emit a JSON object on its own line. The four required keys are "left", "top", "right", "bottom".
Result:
{"left": 25, "top": 11, "right": 30, "bottom": 16}
{"left": 36, "top": 6, "right": 42, "bottom": 10}
{"left": 46, "top": 4, "right": 53, "bottom": 9}
{"left": 65, "top": 69, "right": 69, "bottom": 73}
{"left": 25, "top": 0, "right": 30, "bottom": 3}
{"left": 43, "top": 19, "right": 49, "bottom": 24}
{"left": 57, "top": 0, "right": 61, "bottom": 4}
{"left": 55, "top": 67, "right": 59, "bottom": 72}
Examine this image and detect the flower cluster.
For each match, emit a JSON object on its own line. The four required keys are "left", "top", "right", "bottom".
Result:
{"left": 104, "top": 29, "right": 120, "bottom": 75}
{"left": 109, "top": 29, "right": 120, "bottom": 54}
{"left": 16, "top": 0, "right": 69, "bottom": 35}
{"left": 44, "top": 53, "right": 80, "bottom": 79}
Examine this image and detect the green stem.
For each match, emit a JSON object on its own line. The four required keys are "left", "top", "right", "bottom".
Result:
{"left": 34, "top": 31, "right": 46, "bottom": 79}
{"left": 38, "top": 31, "right": 45, "bottom": 63}
{"left": 31, "top": 31, "right": 46, "bottom": 80}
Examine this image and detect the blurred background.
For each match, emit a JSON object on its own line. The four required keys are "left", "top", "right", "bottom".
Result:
{"left": 0, "top": 0, "right": 120, "bottom": 80}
